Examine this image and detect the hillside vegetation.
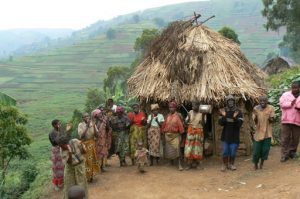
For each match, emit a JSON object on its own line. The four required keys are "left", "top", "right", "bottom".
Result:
{"left": 0, "top": 0, "right": 286, "bottom": 198}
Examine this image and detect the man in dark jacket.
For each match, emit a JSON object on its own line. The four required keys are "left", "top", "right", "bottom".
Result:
{"left": 219, "top": 95, "right": 243, "bottom": 171}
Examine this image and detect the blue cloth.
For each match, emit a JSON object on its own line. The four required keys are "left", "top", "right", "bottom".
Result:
{"left": 222, "top": 142, "right": 239, "bottom": 158}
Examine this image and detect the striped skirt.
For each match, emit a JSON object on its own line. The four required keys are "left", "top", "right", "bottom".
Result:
{"left": 164, "top": 133, "right": 180, "bottom": 160}
{"left": 184, "top": 126, "right": 204, "bottom": 160}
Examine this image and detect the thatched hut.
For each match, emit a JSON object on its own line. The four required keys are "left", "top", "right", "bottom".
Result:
{"left": 263, "top": 56, "right": 296, "bottom": 75}
{"left": 127, "top": 21, "right": 266, "bottom": 156}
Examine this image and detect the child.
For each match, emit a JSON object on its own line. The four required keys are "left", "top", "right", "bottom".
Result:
{"left": 135, "top": 141, "right": 149, "bottom": 173}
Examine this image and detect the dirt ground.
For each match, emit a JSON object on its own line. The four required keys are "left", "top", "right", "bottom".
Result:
{"left": 47, "top": 146, "right": 300, "bottom": 199}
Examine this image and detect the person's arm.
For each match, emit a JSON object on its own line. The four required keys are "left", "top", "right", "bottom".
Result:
{"left": 147, "top": 115, "right": 153, "bottom": 128}
{"left": 177, "top": 114, "right": 185, "bottom": 134}
{"left": 235, "top": 110, "right": 243, "bottom": 127}
{"left": 269, "top": 106, "right": 276, "bottom": 123}
{"left": 252, "top": 108, "right": 258, "bottom": 124}
{"left": 280, "top": 93, "right": 295, "bottom": 109}
{"left": 156, "top": 114, "right": 164, "bottom": 128}
{"left": 218, "top": 109, "right": 227, "bottom": 126}
{"left": 93, "top": 122, "right": 99, "bottom": 138}
{"left": 78, "top": 122, "right": 89, "bottom": 140}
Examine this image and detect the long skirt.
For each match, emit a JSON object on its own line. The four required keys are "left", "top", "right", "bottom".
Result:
{"left": 129, "top": 125, "right": 146, "bottom": 159}
{"left": 253, "top": 138, "right": 271, "bottom": 164}
{"left": 82, "top": 140, "right": 100, "bottom": 180}
{"left": 184, "top": 127, "right": 204, "bottom": 160}
{"left": 63, "top": 162, "right": 88, "bottom": 199}
{"left": 51, "top": 146, "right": 64, "bottom": 187}
{"left": 96, "top": 128, "right": 112, "bottom": 160}
{"left": 148, "top": 126, "right": 161, "bottom": 157}
{"left": 164, "top": 133, "right": 180, "bottom": 160}
{"left": 113, "top": 130, "right": 129, "bottom": 161}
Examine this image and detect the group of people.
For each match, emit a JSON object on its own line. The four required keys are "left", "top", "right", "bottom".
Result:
{"left": 48, "top": 81, "right": 300, "bottom": 199}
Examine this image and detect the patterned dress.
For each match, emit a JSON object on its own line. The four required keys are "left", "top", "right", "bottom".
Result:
{"left": 78, "top": 122, "right": 100, "bottom": 180}
{"left": 128, "top": 112, "right": 147, "bottom": 159}
{"left": 96, "top": 116, "right": 112, "bottom": 160}
{"left": 184, "top": 110, "right": 204, "bottom": 160}
{"left": 162, "top": 112, "right": 184, "bottom": 160}
{"left": 147, "top": 114, "right": 164, "bottom": 157}
{"left": 110, "top": 114, "right": 131, "bottom": 161}
{"left": 49, "top": 129, "right": 64, "bottom": 187}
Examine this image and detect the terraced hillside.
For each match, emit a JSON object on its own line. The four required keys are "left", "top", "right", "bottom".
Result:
{"left": 0, "top": 1, "right": 285, "bottom": 197}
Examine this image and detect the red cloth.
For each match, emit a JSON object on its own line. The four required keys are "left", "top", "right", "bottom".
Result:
{"left": 162, "top": 112, "right": 184, "bottom": 134}
{"left": 128, "top": 112, "right": 146, "bottom": 127}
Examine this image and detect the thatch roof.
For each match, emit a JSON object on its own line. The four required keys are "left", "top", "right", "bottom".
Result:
{"left": 127, "top": 21, "right": 266, "bottom": 105}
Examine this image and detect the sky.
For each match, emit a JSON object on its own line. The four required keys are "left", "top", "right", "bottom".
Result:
{"left": 0, "top": 0, "right": 202, "bottom": 30}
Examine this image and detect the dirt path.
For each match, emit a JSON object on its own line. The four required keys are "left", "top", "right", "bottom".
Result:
{"left": 47, "top": 147, "right": 300, "bottom": 199}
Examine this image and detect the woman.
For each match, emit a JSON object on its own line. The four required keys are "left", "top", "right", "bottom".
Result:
{"left": 57, "top": 135, "right": 88, "bottom": 199}
{"left": 147, "top": 104, "right": 164, "bottom": 165}
{"left": 92, "top": 109, "right": 112, "bottom": 172}
{"left": 162, "top": 101, "right": 185, "bottom": 171}
{"left": 128, "top": 104, "right": 147, "bottom": 165}
{"left": 110, "top": 106, "right": 131, "bottom": 166}
{"left": 78, "top": 112, "right": 100, "bottom": 182}
{"left": 49, "top": 119, "right": 64, "bottom": 191}
{"left": 184, "top": 102, "right": 205, "bottom": 170}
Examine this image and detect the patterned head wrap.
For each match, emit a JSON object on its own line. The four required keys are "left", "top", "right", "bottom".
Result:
{"left": 92, "top": 109, "right": 101, "bottom": 117}
{"left": 151, "top": 103, "right": 160, "bottom": 111}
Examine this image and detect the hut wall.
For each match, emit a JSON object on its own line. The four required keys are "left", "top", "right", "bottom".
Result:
{"left": 213, "top": 103, "right": 253, "bottom": 156}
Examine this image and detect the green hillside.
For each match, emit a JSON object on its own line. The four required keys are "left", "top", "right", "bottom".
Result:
{"left": 0, "top": 0, "right": 285, "bottom": 198}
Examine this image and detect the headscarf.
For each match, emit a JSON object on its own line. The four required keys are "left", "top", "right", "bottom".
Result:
{"left": 168, "top": 101, "right": 177, "bottom": 108}
{"left": 92, "top": 109, "right": 101, "bottom": 118}
{"left": 151, "top": 103, "right": 159, "bottom": 111}
{"left": 116, "top": 106, "right": 125, "bottom": 113}
{"left": 226, "top": 94, "right": 235, "bottom": 102}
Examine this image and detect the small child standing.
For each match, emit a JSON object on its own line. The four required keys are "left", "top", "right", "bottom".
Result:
{"left": 135, "top": 141, "right": 149, "bottom": 173}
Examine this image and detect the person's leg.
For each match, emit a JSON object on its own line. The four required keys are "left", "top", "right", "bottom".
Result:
{"left": 281, "top": 124, "right": 292, "bottom": 162}
{"left": 221, "top": 142, "right": 229, "bottom": 172}
{"left": 185, "top": 159, "right": 192, "bottom": 170}
{"left": 229, "top": 143, "right": 239, "bottom": 170}
{"left": 150, "top": 155, "right": 154, "bottom": 166}
{"left": 74, "top": 163, "right": 88, "bottom": 199}
{"left": 289, "top": 125, "right": 300, "bottom": 158}
{"left": 63, "top": 164, "right": 75, "bottom": 199}
{"left": 260, "top": 138, "right": 271, "bottom": 169}
{"left": 252, "top": 140, "right": 262, "bottom": 170}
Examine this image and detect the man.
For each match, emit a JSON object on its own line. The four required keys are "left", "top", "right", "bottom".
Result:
{"left": 78, "top": 113, "right": 99, "bottom": 182}
{"left": 162, "top": 101, "right": 185, "bottom": 171}
{"left": 57, "top": 135, "right": 88, "bottom": 199}
{"left": 252, "top": 95, "right": 275, "bottom": 169}
{"left": 219, "top": 95, "right": 243, "bottom": 171}
{"left": 110, "top": 106, "right": 131, "bottom": 166}
{"left": 280, "top": 81, "right": 300, "bottom": 162}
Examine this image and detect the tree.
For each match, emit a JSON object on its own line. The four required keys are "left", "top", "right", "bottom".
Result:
{"left": 0, "top": 106, "right": 31, "bottom": 187}
{"left": 134, "top": 28, "right": 159, "bottom": 56}
{"left": 106, "top": 28, "right": 116, "bottom": 40}
{"left": 262, "top": 0, "right": 300, "bottom": 51}
{"left": 218, "top": 27, "right": 241, "bottom": 45}
{"left": 84, "top": 88, "right": 106, "bottom": 113}
{"left": 103, "top": 66, "right": 130, "bottom": 95}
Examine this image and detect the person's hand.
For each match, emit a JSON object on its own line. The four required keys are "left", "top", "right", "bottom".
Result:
{"left": 233, "top": 111, "right": 239, "bottom": 118}
{"left": 66, "top": 123, "right": 72, "bottom": 131}
{"left": 291, "top": 99, "right": 296, "bottom": 106}
{"left": 67, "top": 145, "right": 72, "bottom": 152}
{"left": 219, "top": 109, "right": 226, "bottom": 117}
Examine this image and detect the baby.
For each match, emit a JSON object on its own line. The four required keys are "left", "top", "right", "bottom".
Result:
{"left": 134, "top": 141, "right": 149, "bottom": 173}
